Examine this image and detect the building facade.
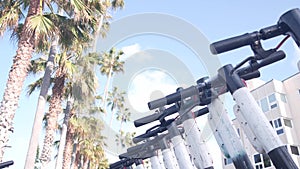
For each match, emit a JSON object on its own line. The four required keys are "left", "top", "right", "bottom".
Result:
{"left": 222, "top": 73, "right": 300, "bottom": 169}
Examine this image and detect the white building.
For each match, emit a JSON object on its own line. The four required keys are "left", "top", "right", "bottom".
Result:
{"left": 222, "top": 73, "right": 300, "bottom": 169}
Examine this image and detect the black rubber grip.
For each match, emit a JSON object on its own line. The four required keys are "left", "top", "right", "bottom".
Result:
{"left": 134, "top": 105, "right": 178, "bottom": 127}
{"left": 0, "top": 160, "right": 13, "bottom": 168}
{"left": 210, "top": 32, "right": 259, "bottom": 54}
{"left": 132, "top": 131, "right": 158, "bottom": 144}
{"left": 109, "top": 159, "right": 134, "bottom": 169}
{"left": 258, "top": 50, "right": 286, "bottom": 68}
{"left": 240, "top": 70, "right": 261, "bottom": 80}
{"left": 109, "top": 160, "right": 124, "bottom": 169}
{"left": 194, "top": 107, "right": 209, "bottom": 118}
{"left": 119, "top": 149, "right": 149, "bottom": 159}
{"left": 148, "top": 86, "right": 198, "bottom": 110}
{"left": 132, "top": 135, "right": 148, "bottom": 144}
{"left": 148, "top": 93, "right": 179, "bottom": 110}
{"left": 133, "top": 126, "right": 169, "bottom": 144}
{"left": 134, "top": 112, "right": 163, "bottom": 127}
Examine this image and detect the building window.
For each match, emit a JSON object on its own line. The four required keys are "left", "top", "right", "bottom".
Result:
{"left": 262, "top": 154, "right": 272, "bottom": 167}
{"left": 279, "top": 93, "right": 287, "bottom": 103}
{"left": 291, "top": 145, "right": 300, "bottom": 155}
{"left": 260, "top": 98, "right": 269, "bottom": 112}
{"left": 254, "top": 153, "right": 272, "bottom": 168}
{"left": 268, "top": 94, "right": 276, "bottom": 103}
{"left": 270, "top": 103, "right": 277, "bottom": 109}
{"left": 256, "top": 164, "right": 263, "bottom": 169}
{"left": 270, "top": 118, "right": 284, "bottom": 135}
{"left": 254, "top": 154, "right": 261, "bottom": 163}
{"left": 258, "top": 93, "right": 279, "bottom": 113}
{"left": 283, "top": 119, "right": 292, "bottom": 128}
{"left": 274, "top": 118, "right": 284, "bottom": 135}
{"left": 224, "top": 157, "right": 232, "bottom": 165}
{"left": 269, "top": 121, "right": 273, "bottom": 127}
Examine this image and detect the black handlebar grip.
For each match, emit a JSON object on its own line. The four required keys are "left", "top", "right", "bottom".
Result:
{"left": 134, "top": 112, "right": 163, "bottom": 127}
{"left": 135, "top": 105, "right": 179, "bottom": 127}
{"left": 163, "top": 105, "right": 179, "bottom": 117}
{"left": 133, "top": 131, "right": 157, "bottom": 144}
{"left": 148, "top": 86, "right": 198, "bottom": 110}
{"left": 110, "top": 159, "right": 130, "bottom": 169}
{"left": 258, "top": 50, "right": 286, "bottom": 68}
{"left": 132, "top": 136, "right": 147, "bottom": 144}
{"left": 210, "top": 32, "right": 259, "bottom": 54}
{"left": 148, "top": 92, "right": 180, "bottom": 110}
{"left": 240, "top": 70, "right": 261, "bottom": 80}
{"left": 194, "top": 107, "right": 209, "bottom": 118}
{"left": 0, "top": 160, "right": 14, "bottom": 168}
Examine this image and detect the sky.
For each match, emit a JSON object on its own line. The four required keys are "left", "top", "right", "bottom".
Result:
{"left": 0, "top": 1, "right": 300, "bottom": 169}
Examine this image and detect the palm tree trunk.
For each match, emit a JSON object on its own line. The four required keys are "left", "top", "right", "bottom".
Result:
{"left": 92, "top": 14, "right": 104, "bottom": 52}
{"left": 24, "top": 35, "right": 59, "bottom": 169}
{"left": 40, "top": 69, "right": 66, "bottom": 167}
{"left": 0, "top": 0, "right": 42, "bottom": 161}
{"left": 102, "top": 60, "right": 113, "bottom": 114}
{"left": 83, "top": 157, "right": 89, "bottom": 169}
{"left": 55, "top": 99, "right": 72, "bottom": 169}
{"left": 104, "top": 65, "right": 113, "bottom": 115}
{"left": 119, "top": 120, "right": 123, "bottom": 132}
{"left": 62, "top": 109, "right": 76, "bottom": 169}
{"left": 72, "top": 148, "right": 80, "bottom": 169}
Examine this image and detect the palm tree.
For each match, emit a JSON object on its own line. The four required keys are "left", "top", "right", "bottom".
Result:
{"left": 116, "top": 108, "right": 131, "bottom": 132}
{"left": 0, "top": 0, "right": 59, "bottom": 160}
{"left": 115, "top": 131, "right": 135, "bottom": 148}
{"left": 25, "top": 2, "right": 104, "bottom": 165}
{"left": 100, "top": 48, "right": 124, "bottom": 113}
{"left": 59, "top": 52, "right": 101, "bottom": 169}
{"left": 39, "top": 51, "right": 101, "bottom": 167}
{"left": 62, "top": 108, "right": 76, "bottom": 169}
{"left": 55, "top": 99, "right": 72, "bottom": 169}
{"left": 92, "top": 0, "right": 125, "bottom": 51}
{"left": 67, "top": 116, "right": 107, "bottom": 169}
{"left": 24, "top": 17, "right": 60, "bottom": 168}
{"left": 106, "top": 87, "right": 126, "bottom": 126}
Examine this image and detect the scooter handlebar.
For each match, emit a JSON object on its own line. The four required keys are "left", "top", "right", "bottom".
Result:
{"left": 211, "top": 8, "right": 300, "bottom": 55}
{"left": 134, "top": 105, "right": 178, "bottom": 127}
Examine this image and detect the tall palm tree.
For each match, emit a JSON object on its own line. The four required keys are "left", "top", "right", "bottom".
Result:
{"left": 59, "top": 52, "right": 101, "bottom": 169}
{"left": 24, "top": 15, "right": 61, "bottom": 168}
{"left": 0, "top": 0, "right": 59, "bottom": 160}
{"left": 25, "top": 1, "right": 104, "bottom": 165}
{"left": 116, "top": 108, "right": 131, "bottom": 132}
{"left": 55, "top": 99, "right": 72, "bottom": 169}
{"left": 92, "top": 0, "right": 125, "bottom": 51}
{"left": 39, "top": 51, "right": 71, "bottom": 167}
{"left": 106, "top": 87, "right": 126, "bottom": 126}
{"left": 67, "top": 116, "right": 107, "bottom": 169}
{"left": 62, "top": 108, "right": 76, "bottom": 169}
{"left": 99, "top": 48, "right": 124, "bottom": 113}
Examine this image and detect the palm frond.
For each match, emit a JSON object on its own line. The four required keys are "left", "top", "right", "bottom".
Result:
{"left": 29, "top": 57, "right": 47, "bottom": 74}
{"left": 0, "top": 0, "right": 22, "bottom": 36}
{"left": 26, "top": 13, "right": 58, "bottom": 42}
{"left": 10, "top": 23, "right": 23, "bottom": 44}
{"left": 26, "top": 77, "right": 44, "bottom": 96}
{"left": 111, "top": 0, "right": 124, "bottom": 10}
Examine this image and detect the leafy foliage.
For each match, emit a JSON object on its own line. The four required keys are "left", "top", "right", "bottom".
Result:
{"left": 115, "top": 130, "right": 135, "bottom": 148}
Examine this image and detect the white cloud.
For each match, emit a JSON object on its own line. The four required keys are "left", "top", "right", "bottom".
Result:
{"left": 128, "top": 69, "right": 178, "bottom": 112}
{"left": 121, "top": 43, "right": 141, "bottom": 60}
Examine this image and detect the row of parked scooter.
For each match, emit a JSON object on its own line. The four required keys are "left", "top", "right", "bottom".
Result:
{"left": 110, "top": 8, "right": 300, "bottom": 169}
